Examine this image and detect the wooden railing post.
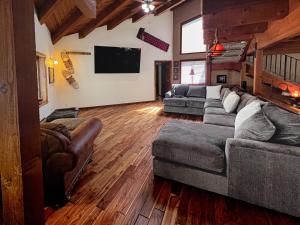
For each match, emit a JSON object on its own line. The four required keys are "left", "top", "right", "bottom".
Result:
{"left": 253, "top": 48, "right": 263, "bottom": 95}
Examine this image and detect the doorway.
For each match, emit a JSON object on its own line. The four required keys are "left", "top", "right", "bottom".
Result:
{"left": 155, "top": 61, "right": 172, "bottom": 100}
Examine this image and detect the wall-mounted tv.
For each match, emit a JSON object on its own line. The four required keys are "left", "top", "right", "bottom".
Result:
{"left": 94, "top": 46, "right": 141, "bottom": 73}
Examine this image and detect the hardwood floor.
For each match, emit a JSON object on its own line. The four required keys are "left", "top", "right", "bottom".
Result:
{"left": 45, "top": 102, "right": 300, "bottom": 225}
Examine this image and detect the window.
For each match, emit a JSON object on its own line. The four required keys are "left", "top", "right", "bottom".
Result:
{"left": 181, "top": 17, "right": 206, "bottom": 54}
{"left": 181, "top": 60, "right": 206, "bottom": 85}
{"left": 36, "top": 52, "right": 48, "bottom": 106}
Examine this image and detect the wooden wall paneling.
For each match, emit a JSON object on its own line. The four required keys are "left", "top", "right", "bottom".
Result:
{"left": 253, "top": 49, "right": 263, "bottom": 95}
{"left": 203, "top": 0, "right": 289, "bottom": 30}
{"left": 0, "top": 0, "right": 44, "bottom": 224}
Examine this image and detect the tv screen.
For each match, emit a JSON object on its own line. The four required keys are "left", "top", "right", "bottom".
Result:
{"left": 94, "top": 46, "right": 141, "bottom": 73}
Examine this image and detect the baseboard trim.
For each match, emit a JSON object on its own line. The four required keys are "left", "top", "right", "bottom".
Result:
{"left": 78, "top": 100, "right": 157, "bottom": 110}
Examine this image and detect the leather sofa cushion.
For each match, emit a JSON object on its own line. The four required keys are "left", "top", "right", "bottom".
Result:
{"left": 186, "top": 97, "right": 205, "bottom": 109}
{"left": 204, "top": 99, "right": 223, "bottom": 109}
{"left": 51, "top": 118, "right": 87, "bottom": 131}
{"left": 164, "top": 97, "right": 187, "bottom": 107}
{"left": 204, "top": 113, "right": 236, "bottom": 127}
{"left": 153, "top": 120, "right": 234, "bottom": 173}
{"left": 41, "top": 122, "right": 71, "bottom": 140}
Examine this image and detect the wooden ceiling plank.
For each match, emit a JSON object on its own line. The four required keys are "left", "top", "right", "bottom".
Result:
{"left": 75, "top": 0, "right": 96, "bottom": 18}
{"left": 37, "top": 0, "right": 61, "bottom": 24}
{"left": 255, "top": 4, "right": 300, "bottom": 49}
{"left": 79, "top": 0, "right": 131, "bottom": 39}
{"left": 263, "top": 40, "right": 300, "bottom": 55}
{"left": 107, "top": 3, "right": 141, "bottom": 30}
{"left": 51, "top": 8, "right": 84, "bottom": 44}
{"left": 154, "top": 0, "right": 186, "bottom": 16}
{"left": 203, "top": 0, "right": 289, "bottom": 30}
{"left": 204, "top": 23, "right": 267, "bottom": 44}
{"left": 132, "top": 10, "right": 147, "bottom": 23}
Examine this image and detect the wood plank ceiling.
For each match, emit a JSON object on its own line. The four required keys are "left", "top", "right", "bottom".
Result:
{"left": 34, "top": 0, "right": 186, "bottom": 44}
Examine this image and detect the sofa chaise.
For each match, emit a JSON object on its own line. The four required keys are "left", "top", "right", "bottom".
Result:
{"left": 153, "top": 86, "right": 300, "bottom": 217}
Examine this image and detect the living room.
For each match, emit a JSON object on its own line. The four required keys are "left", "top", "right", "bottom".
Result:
{"left": 1, "top": 0, "right": 300, "bottom": 225}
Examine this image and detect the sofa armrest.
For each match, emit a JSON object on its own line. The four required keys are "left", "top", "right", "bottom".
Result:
{"left": 70, "top": 118, "right": 102, "bottom": 156}
{"left": 225, "top": 138, "right": 300, "bottom": 217}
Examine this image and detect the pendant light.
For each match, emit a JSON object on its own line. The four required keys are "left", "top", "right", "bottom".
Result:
{"left": 208, "top": 28, "right": 226, "bottom": 56}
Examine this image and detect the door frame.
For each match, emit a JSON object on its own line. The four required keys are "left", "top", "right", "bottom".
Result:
{"left": 154, "top": 60, "right": 172, "bottom": 100}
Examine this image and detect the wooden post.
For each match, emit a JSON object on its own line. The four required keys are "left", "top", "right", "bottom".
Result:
{"left": 0, "top": 0, "right": 45, "bottom": 225}
{"left": 253, "top": 47, "right": 263, "bottom": 95}
{"left": 240, "top": 61, "right": 247, "bottom": 88}
{"left": 206, "top": 57, "right": 212, "bottom": 85}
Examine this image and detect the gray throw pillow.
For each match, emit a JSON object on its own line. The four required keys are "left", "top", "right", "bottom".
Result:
{"left": 174, "top": 84, "right": 189, "bottom": 96}
{"left": 187, "top": 86, "right": 206, "bottom": 98}
{"left": 235, "top": 110, "right": 276, "bottom": 141}
{"left": 262, "top": 103, "right": 300, "bottom": 146}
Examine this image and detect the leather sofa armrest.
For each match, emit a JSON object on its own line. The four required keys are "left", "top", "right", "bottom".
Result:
{"left": 70, "top": 118, "right": 102, "bottom": 156}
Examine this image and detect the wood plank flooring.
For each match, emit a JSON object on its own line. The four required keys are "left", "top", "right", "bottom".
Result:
{"left": 45, "top": 102, "right": 300, "bottom": 225}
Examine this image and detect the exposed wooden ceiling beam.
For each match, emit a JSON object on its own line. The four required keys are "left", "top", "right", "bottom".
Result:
{"left": 204, "top": 23, "right": 267, "bottom": 44}
{"left": 79, "top": 0, "right": 131, "bottom": 39}
{"left": 212, "top": 62, "right": 242, "bottom": 71}
{"left": 37, "top": 0, "right": 61, "bottom": 24}
{"left": 132, "top": 10, "right": 147, "bottom": 23}
{"left": 154, "top": 0, "right": 186, "bottom": 16}
{"left": 255, "top": 4, "right": 300, "bottom": 49}
{"left": 263, "top": 40, "right": 300, "bottom": 55}
{"left": 203, "top": 0, "right": 263, "bottom": 15}
{"left": 51, "top": 8, "right": 84, "bottom": 44}
{"left": 203, "top": 0, "right": 289, "bottom": 30}
{"left": 75, "top": 0, "right": 96, "bottom": 18}
{"left": 107, "top": 3, "right": 141, "bottom": 30}
{"left": 205, "top": 34, "right": 254, "bottom": 45}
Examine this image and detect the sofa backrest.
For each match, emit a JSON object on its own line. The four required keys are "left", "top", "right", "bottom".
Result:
{"left": 172, "top": 84, "right": 189, "bottom": 97}
{"left": 236, "top": 93, "right": 257, "bottom": 113}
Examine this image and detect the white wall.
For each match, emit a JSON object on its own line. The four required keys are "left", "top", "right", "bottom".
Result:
{"left": 34, "top": 12, "right": 56, "bottom": 120}
{"left": 53, "top": 12, "right": 173, "bottom": 109}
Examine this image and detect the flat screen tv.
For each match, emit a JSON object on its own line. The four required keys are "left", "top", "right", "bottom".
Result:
{"left": 94, "top": 46, "right": 141, "bottom": 73}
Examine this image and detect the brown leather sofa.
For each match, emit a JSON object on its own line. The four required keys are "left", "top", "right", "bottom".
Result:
{"left": 40, "top": 118, "right": 102, "bottom": 206}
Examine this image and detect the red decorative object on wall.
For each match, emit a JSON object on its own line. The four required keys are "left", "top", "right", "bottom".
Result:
{"left": 137, "top": 28, "right": 169, "bottom": 52}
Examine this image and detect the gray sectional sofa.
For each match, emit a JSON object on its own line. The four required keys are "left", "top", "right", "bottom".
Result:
{"left": 164, "top": 84, "right": 206, "bottom": 116}
{"left": 153, "top": 86, "right": 300, "bottom": 217}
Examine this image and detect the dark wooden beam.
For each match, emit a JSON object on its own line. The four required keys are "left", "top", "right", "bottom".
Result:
{"left": 37, "top": 0, "right": 61, "bottom": 24}
{"left": 79, "top": 0, "right": 131, "bottom": 39}
{"left": 75, "top": 0, "right": 96, "bottom": 18}
{"left": 0, "top": 0, "right": 44, "bottom": 224}
{"left": 205, "top": 34, "right": 254, "bottom": 45}
{"left": 203, "top": 0, "right": 289, "bottom": 30}
{"left": 51, "top": 8, "right": 84, "bottom": 44}
{"left": 212, "top": 62, "right": 242, "bottom": 71}
{"left": 107, "top": 3, "right": 141, "bottom": 30}
{"left": 255, "top": 4, "right": 300, "bottom": 49}
{"left": 132, "top": 10, "right": 147, "bottom": 23}
{"left": 204, "top": 23, "right": 267, "bottom": 44}
{"left": 263, "top": 40, "right": 300, "bottom": 55}
{"left": 154, "top": 0, "right": 186, "bottom": 16}
{"left": 203, "top": 0, "right": 262, "bottom": 15}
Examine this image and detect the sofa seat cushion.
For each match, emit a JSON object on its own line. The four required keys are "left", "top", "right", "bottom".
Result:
{"left": 205, "top": 107, "right": 236, "bottom": 116}
{"left": 164, "top": 97, "right": 187, "bottom": 107}
{"left": 152, "top": 120, "right": 234, "bottom": 173}
{"left": 204, "top": 99, "right": 223, "bottom": 109}
{"left": 186, "top": 97, "right": 206, "bottom": 109}
{"left": 204, "top": 114, "right": 236, "bottom": 127}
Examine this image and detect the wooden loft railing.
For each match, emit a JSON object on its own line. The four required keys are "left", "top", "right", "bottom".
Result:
{"left": 246, "top": 54, "right": 300, "bottom": 114}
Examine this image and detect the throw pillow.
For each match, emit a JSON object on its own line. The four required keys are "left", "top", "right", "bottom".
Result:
{"left": 187, "top": 86, "right": 206, "bottom": 98}
{"left": 235, "top": 101, "right": 262, "bottom": 132}
{"left": 220, "top": 88, "right": 230, "bottom": 100}
{"left": 262, "top": 103, "right": 300, "bottom": 146}
{"left": 223, "top": 92, "right": 240, "bottom": 113}
{"left": 174, "top": 84, "right": 189, "bottom": 96}
{"left": 51, "top": 118, "right": 86, "bottom": 131}
{"left": 40, "top": 122, "right": 71, "bottom": 140}
{"left": 222, "top": 89, "right": 231, "bottom": 104}
{"left": 235, "top": 110, "right": 276, "bottom": 141}
{"left": 206, "top": 85, "right": 222, "bottom": 99}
